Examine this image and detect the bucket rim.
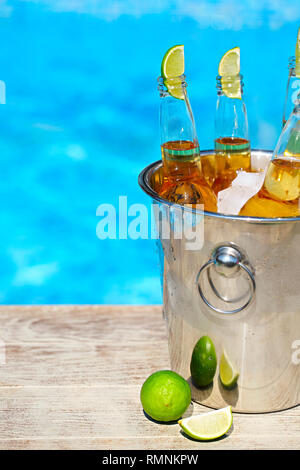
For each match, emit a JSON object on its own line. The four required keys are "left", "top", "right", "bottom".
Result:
{"left": 138, "top": 149, "right": 300, "bottom": 224}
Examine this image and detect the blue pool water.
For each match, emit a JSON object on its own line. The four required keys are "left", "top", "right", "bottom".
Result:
{"left": 0, "top": 1, "right": 300, "bottom": 304}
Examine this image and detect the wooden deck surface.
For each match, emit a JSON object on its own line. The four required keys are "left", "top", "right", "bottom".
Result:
{"left": 0, "top": 305, "right": 298, "bottom": 450}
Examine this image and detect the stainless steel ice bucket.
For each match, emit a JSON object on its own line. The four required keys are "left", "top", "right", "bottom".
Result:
{"left": 139, "top": 150, "right": 300, "bottom": 413}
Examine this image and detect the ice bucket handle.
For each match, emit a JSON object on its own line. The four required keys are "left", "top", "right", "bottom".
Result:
{"left": 196, "top": 244, "right": 256, "bottom": 314}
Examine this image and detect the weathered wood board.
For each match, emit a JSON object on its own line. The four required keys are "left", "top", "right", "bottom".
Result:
{"left": 0, "top": 305, "right": 298, "bottom": 450}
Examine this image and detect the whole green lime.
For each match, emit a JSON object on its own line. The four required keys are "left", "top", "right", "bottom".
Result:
{"left": 190, "top": 336, "right": 217, "bottom": 387}
{"left": 140, "top": 370, "right": 191, "bottom": 422}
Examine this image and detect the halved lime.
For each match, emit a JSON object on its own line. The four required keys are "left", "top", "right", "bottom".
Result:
{"left": 179, "top": 406, "right": 232, "bottom": 441}
{"left": 218, "top": 47, "right": 241, "bottom": 99}
{"left": 161, "top": 45, "right": 185, "bottom": 100}
{"left": 219, "top": 350, "right": 239, "bottom": 389}
{"left": 295, "top": 27, "right": 300, "bottom": 78}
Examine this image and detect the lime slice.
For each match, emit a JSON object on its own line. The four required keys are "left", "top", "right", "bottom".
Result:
{"left": 161, "top": 44, "right": 185, "bottom": 79}
{"left": 161, "top": 45, "right": 185, "bottom": 100}
{"left": 219, "top": 350, "right": 239, "bottom": 389}
{"left": 218, "top": 47, "right": 241, "bottom": 99}
{"left": 218, "top": 47, "right": 240, "bottom": 76}
{"left": 295, "top": 27, "right": 300, "bottom": 78}
{"left": 178, "top": 406, "right": 232, "bottom": 441}
{"left": 264, "top": 156, "right": 300, "bottom": 202}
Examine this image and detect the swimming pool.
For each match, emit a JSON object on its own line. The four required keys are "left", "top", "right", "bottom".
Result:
{"left": 0, "top": 1, "right": 299, "bottom": 304}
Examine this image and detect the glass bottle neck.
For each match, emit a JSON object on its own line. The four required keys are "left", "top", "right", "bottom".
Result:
{"left": 288, "top": 56, "right": 296, "bottom": 77}
{"left": 158, "top": 74, "right": 203, "bottom": 179}
{"left": 216, "top": 74, "right": 244, "bottom": 97}
{"left": 158, "top": 74, "right": 187, "bottom": 98}
{"left": 215, "top": 73, "right": 249, "bottom": 142}
{"left": 282, "top": 57, "right": 300, "bottom": 127}
{"left": 158, "top": 74, "right": 198, "bottom": 147}
{"left": 288, "top": 55, "right": 300, "bottom": 78}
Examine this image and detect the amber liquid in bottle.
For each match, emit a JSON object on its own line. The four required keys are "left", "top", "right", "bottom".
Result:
{"left": 159, "top": 140, "right": 217, "bottom": 211}
{"left": 240, "top": 157, "right": 300, "bottom": 218}
{"left": 212, "top": 137, "right": 251, "bottom": 193}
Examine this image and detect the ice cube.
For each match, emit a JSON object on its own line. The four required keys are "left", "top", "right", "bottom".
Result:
{"left": 251, "top": 151, "right": 270, "bottom": 172}
{"left": 218, "top": 170, "right": 266, "bottom": 215}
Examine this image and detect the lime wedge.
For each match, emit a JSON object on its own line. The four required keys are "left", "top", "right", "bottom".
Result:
{"left": 218, "top": 47, "right": 241, "bottom": 99}
{"left": 161, "top": 44, "right": 185, "bottom": 79}
{"left": 264, "top": 154, "right": 300, "bottom": 202}
{"left": 161, "top": 45, "right": 185, "bottom": 100}
{"left": 295, "top": 27, "right": 300, "bottom": 78}
{"left": 219, "top": 350, "right": 239, "bottom": 389}
{"left": 178, "top": 406, "right": 232, "bottom": 441}
{"left": 218, "top": 47, "right": 240, "bottom": 76}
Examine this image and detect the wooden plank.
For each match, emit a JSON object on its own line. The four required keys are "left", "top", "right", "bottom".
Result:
{"left": 0, "top": 385, "right": 299, "bottom": 450}
{"left": 0, "top": 305, "right": 298, "bottom": 450}
{"left": 0, "top": 305, "right": 168, "bottom": 387}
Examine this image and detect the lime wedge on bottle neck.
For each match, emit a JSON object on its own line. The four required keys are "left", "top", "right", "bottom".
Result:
{"left": 161, "top": 44, "right": 185, "bottom": 100}
{"left": 295, "top": 27, "right": 300, "bottom": 78}
{"left": 218, "top": 47, "right": 241, "bottom": 99}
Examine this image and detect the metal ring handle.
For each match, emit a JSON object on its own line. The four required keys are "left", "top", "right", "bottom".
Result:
{"left": 196, "top": 258, "right": 256, "bottom": 314}
{"left": 207, "top": 265, "right": 251, "bottom": 304}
